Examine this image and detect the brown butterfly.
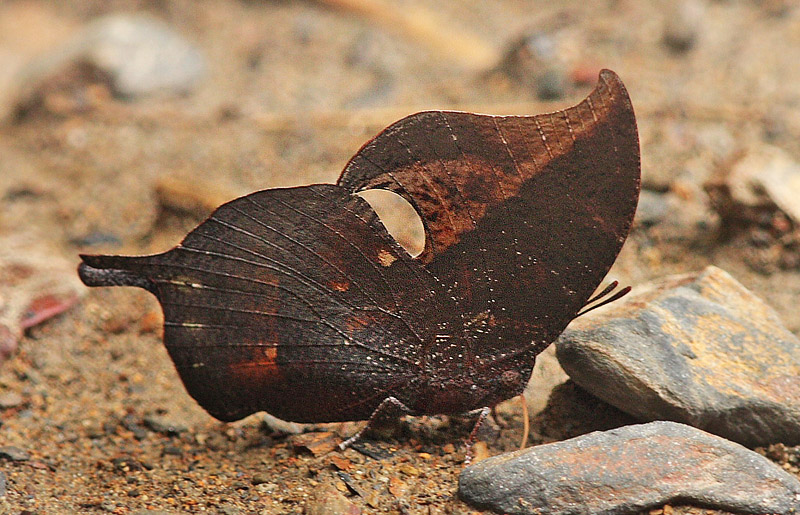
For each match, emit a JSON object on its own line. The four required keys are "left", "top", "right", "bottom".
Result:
{"left": 79, "top": 69, "right": 640, "bottom": 452}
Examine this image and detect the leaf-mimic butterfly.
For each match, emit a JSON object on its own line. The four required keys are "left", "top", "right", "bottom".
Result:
{"left": 79, "top": 70, "right": 640, "bottom": 453}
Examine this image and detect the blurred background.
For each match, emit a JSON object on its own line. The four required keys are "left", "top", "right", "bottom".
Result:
{"left": 1, "top": 0, "right": 800, "bottom": 512}
{"left": 3, "top": 0, "right": 800, "bottom": 336}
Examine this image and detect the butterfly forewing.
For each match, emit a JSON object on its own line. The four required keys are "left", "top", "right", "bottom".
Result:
{"left": 338, "top": 70, "right": 640, "bottom": 375}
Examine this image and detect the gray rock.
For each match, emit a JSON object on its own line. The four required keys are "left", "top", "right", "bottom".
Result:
{"left": 0, "top": 446, "right": 31, "bottom": 462}
{"left": 143, "top": 415, "right": 187, "bottom": 436}
{"left": 459, "top": 421, "right": 800, "bottom": 515}
{"left": 556, "top": 265, "right": 800, "bottom": 447}
{"left": 13, "top": 13, "right": 205, "bottom": 106}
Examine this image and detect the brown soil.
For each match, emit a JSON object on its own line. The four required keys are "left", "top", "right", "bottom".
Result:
{"left": 2, "top": 1, "right": 800, "bottom": 513}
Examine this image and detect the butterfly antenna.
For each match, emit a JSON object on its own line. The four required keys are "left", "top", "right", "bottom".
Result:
{"left": 584, "top": 280, "right": 619, "bottom": 306}
{"left": 576, "top": 283, "right": 631, "bottom": 318}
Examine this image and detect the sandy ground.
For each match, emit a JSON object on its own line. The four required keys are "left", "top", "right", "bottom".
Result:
{"left": 1, "top": 0, "right": 800, "bottom": 513}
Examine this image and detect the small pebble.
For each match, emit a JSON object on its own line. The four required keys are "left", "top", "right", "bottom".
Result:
{"left": 0, "top": 392, "right": 24, "bottom": 409}
{"left": 144, "top": 415, "right": 187, "bottom": 436}
{"left": 305, "top": 483, "right": 362, "bottom": 515}
{"left": 469, "top": 441, "right": 491, "bottom": 464}
{"left": 155, "top": 176, "right": 239, "bottom": 220}
{"left": 398, "top": 464, "right": 420, "bottom": 476}
{"left": 251, "top": 473, "right": 270, "bottom": 486}
{"left": 162, "top": 445, "right": 182, "bottom": 456}
{"left": 634, "top": 190, "right": 670, "bottom": 228}
{"left": 0, "top": 446, "right": 31, "bottom": 462}
{"left": 662, "top": 0, "right": 705, "bottom": 53}
{"left": 535, "top": 69, "right": 566, "bottom": 100}
{"left": 121, "top": 415, "right": 148, "bottom": 440}
{"left": 0, "top": 471, "right": 7, "bottom": 497}
{"left": 337, "top": 471, "right": 363, "bottom": 497}
{"left": 290, "top": 431, "right": 339, "bottom": 457}
{"left": 329, "top": 455, "right": 352, "bottom": 471}
{"left": 69, "top": 231, "right": 122, "bottom": 248}
{"left": 349, "top": 440, "right": 394, "bottom": 460}
{"left": 111, "top": 456, "right": 142, "bottom": 472}
{"left": 45, "top": 14, "right": 206, "bottom": 99}
{"left": 388, "top": 476, "right": 409, "bottom": 498}
{"left": 495, "top": 31, "right": 568, "bottom": 100}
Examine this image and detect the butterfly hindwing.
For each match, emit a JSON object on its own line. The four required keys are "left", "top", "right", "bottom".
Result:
{"left": 83, "top": 184, "right": 436, "bottom": 421}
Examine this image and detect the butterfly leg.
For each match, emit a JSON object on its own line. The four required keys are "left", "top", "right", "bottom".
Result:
{"left": 339, "top": 396, "right": 412, "bottom": 451}
{"left": 463, "top": 406, "right": 491, "bottom": 465}
{"left": 490, "top": 405, "right": 506, "bottom": 427}
{"left": 518, "top": 393, "right": 530, "bottom": 451}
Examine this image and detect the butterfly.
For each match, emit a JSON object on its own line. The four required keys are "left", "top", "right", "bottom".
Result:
{"left": 79, "top": 69, "right": 640, "bottom": 452}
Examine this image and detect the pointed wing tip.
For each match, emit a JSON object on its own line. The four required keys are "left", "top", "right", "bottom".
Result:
{"left": 598, "top": 68, "right": 621, "bottom": 82}
{"left": 595, "top": 69, "right": 635, "bottom": 112}
{"left": 597, "top": 69, "right": 625, "bottom": 91}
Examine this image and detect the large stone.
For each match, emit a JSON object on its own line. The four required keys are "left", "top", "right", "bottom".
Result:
{"left": 556, "top": 265, "right": 800, "bottom": 447}
{"left": 458, "top": 421, "right": 800, "bottom": 515}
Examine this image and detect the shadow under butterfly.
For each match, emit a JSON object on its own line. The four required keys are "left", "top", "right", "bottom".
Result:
{"left": 79, "top": 69, "right": 640, "bottom": 457}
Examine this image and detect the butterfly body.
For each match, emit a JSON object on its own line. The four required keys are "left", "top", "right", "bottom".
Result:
{"left": 79, "top": 70, "right": 640, "bottom": 428}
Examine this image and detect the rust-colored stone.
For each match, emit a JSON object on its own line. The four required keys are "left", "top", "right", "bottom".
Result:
{"left": 459, "top": 421, "right": 800, "bottom": 514}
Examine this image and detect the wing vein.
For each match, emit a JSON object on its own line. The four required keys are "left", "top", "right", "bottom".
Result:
{"left": 229, "top": 199, "right": 389, "bottom": 314}
{"left": 159, "top": 300, "right": 320, "bottom": 323}
{"left": 269, "top": 192, "right": 405, "bottom": 315}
